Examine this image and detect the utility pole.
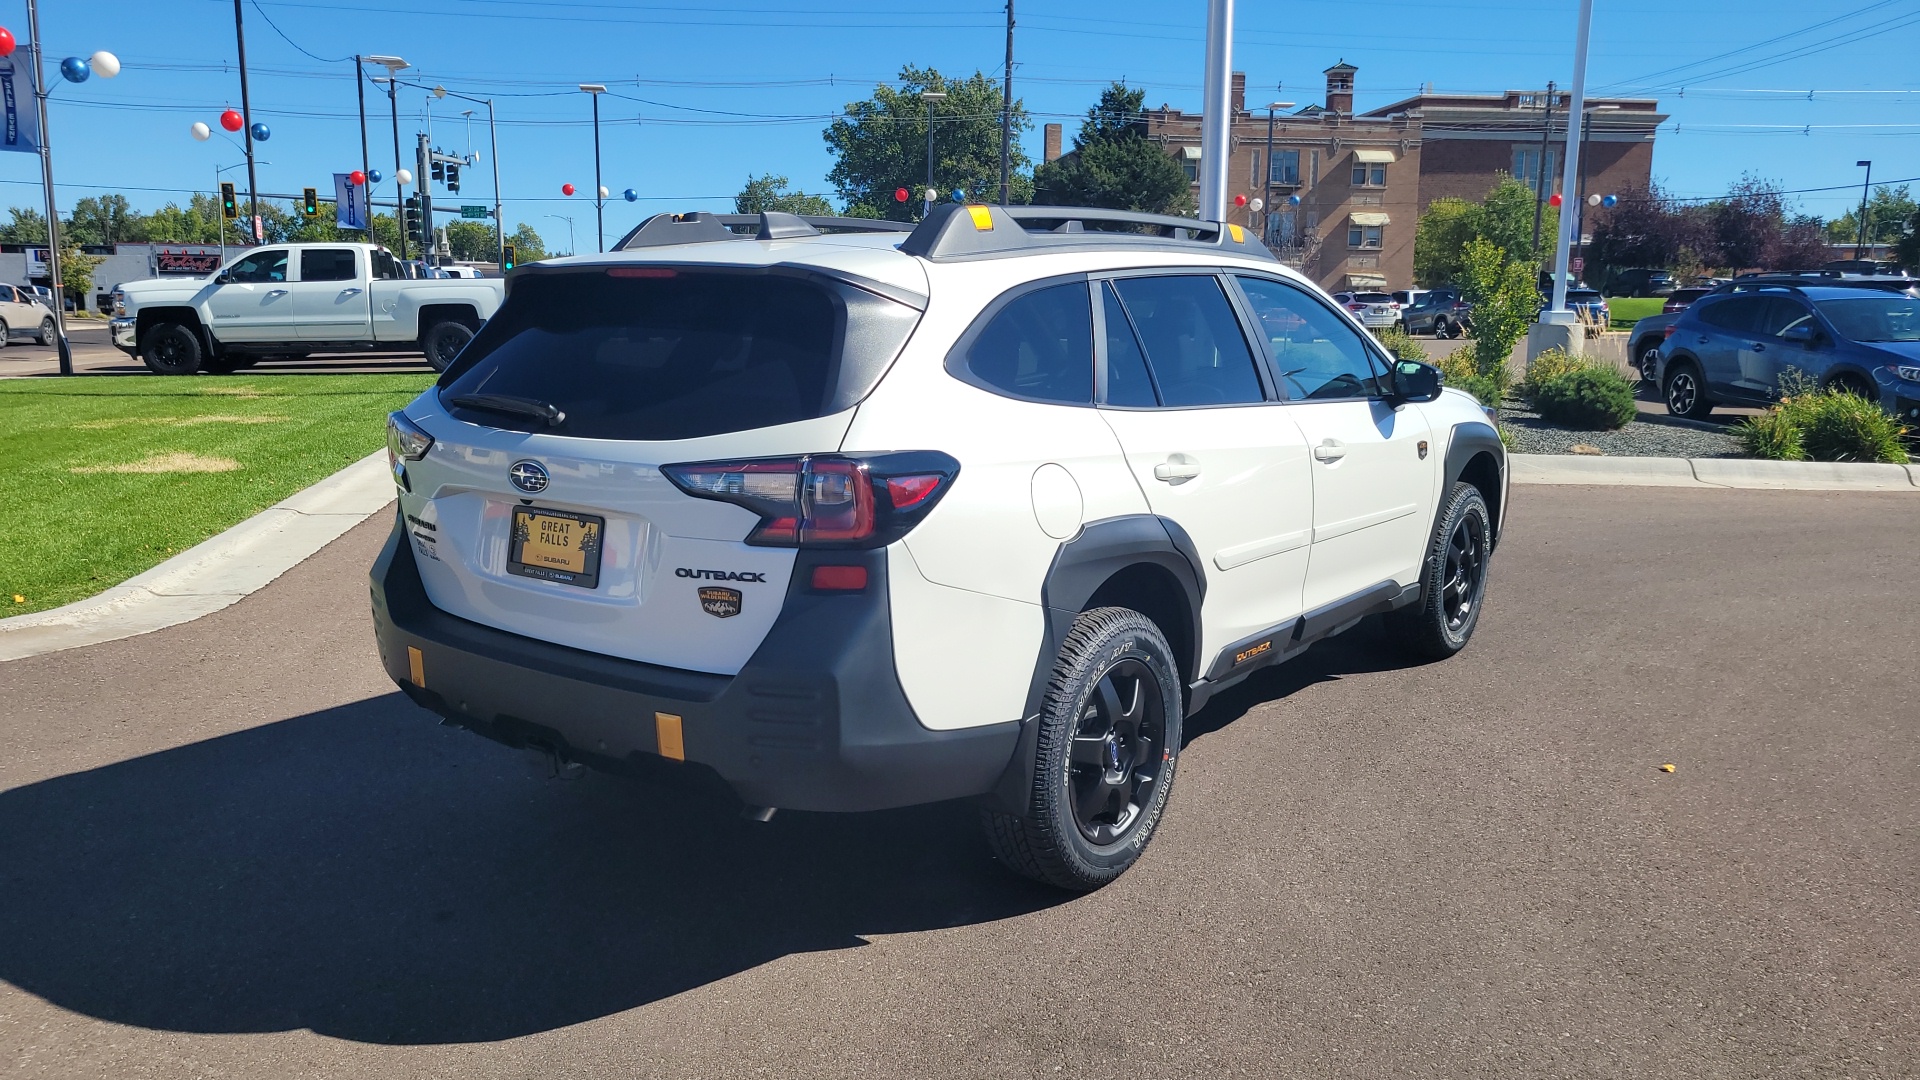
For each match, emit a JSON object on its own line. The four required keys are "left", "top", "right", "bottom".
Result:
{"left": 1854, "top": 160, "right": 1872, "bottom": 260}
{"left": 1197, "top": 0, "right": 1234, "bottom": 221}
{"left": 1547, "top": 0, "right": 1594, "bottom": 318}
{"left": 416, "top": 133, "right": 433, "bottom": 267}
{"left": 355, "top": 57, "right": 370, "bottom": 238}
{"left": 922, "top": 90, "right": 947, "bottom": 219}
{"left": 25, "top": 0, "right": 71, "bottom": 374}
{"left": 1000, "top": 0, "right": 1013, "bottom": 206}
{"left": 1530, "top": 80, "right": 1555, "bottom": 262}
{"left": 232, "top": 0, "right": 261, "bottom": 241}
{"left": 580, "top": 84, "right": 607, "bottom": 252}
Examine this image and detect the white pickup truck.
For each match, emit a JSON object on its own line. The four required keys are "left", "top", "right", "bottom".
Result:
{"left": 110, "top": 242, "right": 505, "bottom": 374}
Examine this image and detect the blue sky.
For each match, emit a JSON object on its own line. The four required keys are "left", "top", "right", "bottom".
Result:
{"left": 9, "top": 0, "right": 1918, "bottom": 253}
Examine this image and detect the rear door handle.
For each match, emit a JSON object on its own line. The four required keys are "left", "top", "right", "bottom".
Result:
{"left": 1750, "top": 342, "right": 1766, "bottom": 352}
{"left": 1313, "top": 439, "right": 1347, "bottom": 464}
{"left": 1696, "top": 336, "right": 1709, "bottom": 344}
{"left": 1152, "top": 454, "right": 1201, "bottom": 482}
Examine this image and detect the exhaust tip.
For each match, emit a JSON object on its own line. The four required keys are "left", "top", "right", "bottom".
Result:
{"left": 740, "top": 805, "right": 778, "bottom": 823}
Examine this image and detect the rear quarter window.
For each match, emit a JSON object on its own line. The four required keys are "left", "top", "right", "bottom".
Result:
{"left": 439, "top": 269, "right": 920, "bottom": 441}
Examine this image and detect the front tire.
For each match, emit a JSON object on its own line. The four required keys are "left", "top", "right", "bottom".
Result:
{"left": 1385, "top": 482, "right": 1493, "bottom": 661}
{"left": 982, "top": 607, "right": 1184, "bottom": 892}
{"left": 421, "top": 319, "right": 475, "bottom": 373}
{"left": 36, "top": 317, "right": 54, "bottom": 345}
{"left": 1663, "top": 361, "right": 1713, "bottom": 420}
{"left": 141, "top": 322, "right": 204, "bottom": 375}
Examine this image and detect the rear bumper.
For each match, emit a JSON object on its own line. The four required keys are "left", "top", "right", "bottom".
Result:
{"left": 369, "top": 514, "right": 1020, "bottom": 812}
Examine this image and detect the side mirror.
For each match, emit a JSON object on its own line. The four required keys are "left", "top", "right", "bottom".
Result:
{"left": 214, "top": 271, "right": 235, "bottom": 285}
{"left": 1780, "top": 323, "right": 1817, "bottom": 346}
{"left": 1392, "top": 360, "right": 1443, "bottom": 403}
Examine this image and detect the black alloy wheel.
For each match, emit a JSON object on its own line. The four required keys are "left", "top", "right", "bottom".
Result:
{"left": 1664, "top": 363, "right": 1712, "bottom": 420}
{"left": 141, "top": 322, "right": 204, "bottom": 375}
{"left": 1439, "top": 506, "right": 1488, "bottom": 637}
{"left": 1638, "top": 344, "right": 1661, "bottom": 389}
{"left": 422, "top": 320, "right": 475, "bottom": 373}
{"left": 1065, "top": 658, "right": 1169, "bottom": 846}
{"left": 1385, "top": 482, "right": 1494, "bottom": 660}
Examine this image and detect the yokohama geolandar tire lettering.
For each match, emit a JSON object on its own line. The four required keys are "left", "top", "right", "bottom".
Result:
{"left": 982, "top": 607, "right": 1184, "bottom": 892}
{"left": 1384, "top": 481, "right": 1492, "bottom": 660}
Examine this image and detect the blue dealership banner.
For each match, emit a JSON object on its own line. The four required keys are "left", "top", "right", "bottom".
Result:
{"left": 334, "top": 172, "right": 369, "bottom": 231}
{"left": 0, "top": 47, "right": 42, "bottom": 155}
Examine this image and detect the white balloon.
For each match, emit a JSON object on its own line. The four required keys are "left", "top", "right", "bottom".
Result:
{"left": 1248, "top": 197, "right": 1265, "bottom": 213}
{"left": 598, "top": 186, "right": 610, "bottom": 199}
{"left": 1587, "top": 193, "right": 1602, "bottom": 206}
{"left": 190, "top": 121, "right": 211, "bottom": 141}
{"left": 395, "top": 168, "right": 413, "bottom": 185}
{"left": 90, "top": 51, "right": 120, "bottom": 78}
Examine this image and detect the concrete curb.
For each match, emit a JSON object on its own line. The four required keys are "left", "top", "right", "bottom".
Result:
{"left": 0, "top": 450, "right": 395, "bottom": 662}
{"left": 1511, "top": 453, "right": 1920, "bottom": 491}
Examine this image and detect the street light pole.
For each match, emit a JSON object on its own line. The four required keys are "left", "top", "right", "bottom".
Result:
{"left": 579, "top": 85, "right": 606, "bottom": 252}
{"left": 922, "top": 90, "right": 947, "bottom": 219}
{"left": 1000, "top": 1, "right": 1013, "bottom": 206}
{"left": 1260, "top": 100, "right": 1292, "bottom": 242}
{"left": 545, "top": 214, "right": 575, "bottom": 256}
{"left": 1547, "top": 0, "right": 1594, "bottom": 318}
{"left": 24, "top": 0, "right": 72, "bottom": 374}
{"left": 231, "top": 0, "right": 262, "bottom": 242}
{"left": 368, "top": 57, "right": 410, "bottom": 258}
{"left": 1573, "top": 104, "right": 1617, "bottom": 275}
{"left": 1530, "top": 80, "right": 1556, "bottom": 262}
{"left": 1197, "top": 0, "right": 1234, "bottom": 221}
{"left": 1854, "top": 160, "right": 1873, "bottom": 260}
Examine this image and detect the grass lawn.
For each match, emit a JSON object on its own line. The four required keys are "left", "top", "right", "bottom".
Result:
{"left": 1609, "top": 297, "right": 1665, "bottom": 330}
{"left": 1, "top": 374, "right": 432, "bottom": 616}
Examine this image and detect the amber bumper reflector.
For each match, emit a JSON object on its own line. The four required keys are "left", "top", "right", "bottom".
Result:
{"left": 407, "top": 646, "right": 425, "bottom": 687}
{"left": 655, "top": 712, "right": 685, "bottom": 761}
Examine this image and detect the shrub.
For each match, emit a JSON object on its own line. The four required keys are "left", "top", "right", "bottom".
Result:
{"left": 1531, "top": 366, "right": 1638, "bottom": 430}
{"left": 1435, "top": 348, "right": 1510, "bottom": 407}
{"left": 1515, "top": 347, "right": 1596, "bottom": 408}
{"left": 1372, "top": 324, "right": 1428, "bottom": 364}
{"left": 1732, "top": 382, "right": 1911, "bottom": 464}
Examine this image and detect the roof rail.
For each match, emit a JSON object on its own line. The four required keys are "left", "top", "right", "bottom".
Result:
{"left": 899, "top": 203, "right": 1276, "bottom": 261}
{"left": 612, "top": 211, "right": 913, "bottom": 251}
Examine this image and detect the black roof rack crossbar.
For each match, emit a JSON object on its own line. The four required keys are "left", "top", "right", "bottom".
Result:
{"left": 899, "top": 203, "right": 1276, "bottom": 261}
{"left": 613, "top": 211, "right": 913, "bottom": 251}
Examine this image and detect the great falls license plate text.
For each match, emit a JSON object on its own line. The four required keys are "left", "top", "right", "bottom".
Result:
{"left": 507, "top": 507, "right": 604, "bottom": 589}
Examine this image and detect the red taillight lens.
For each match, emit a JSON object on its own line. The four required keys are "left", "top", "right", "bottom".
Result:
{"left": 810, "top": 565, "right": 869, "bottom": 591}
{"left": 1662, "top": 325, "right": 1677, "bottom": 340}
{"left": 662, "top": 452, "right": 959, "bottom": 549}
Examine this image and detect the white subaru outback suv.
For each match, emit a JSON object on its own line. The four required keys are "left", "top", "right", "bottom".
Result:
{"left": 371, "top": 205, "right": 1507, "bottom": 891}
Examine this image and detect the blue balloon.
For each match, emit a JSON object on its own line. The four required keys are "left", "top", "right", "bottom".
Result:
{"left": 951, "top": 189, "right": 966, "bottom": 203}
{"left": 250, "top": 123, "right": 271, "bottom": 142}
{"left": 1601, "top": 194, "right": 1618, "bottom": 208}
{"left": 1287, "top": 194, "right": 1301, "bottom": 206}
{"left": 623, "top": 188, "right": 638, "bottom": 202}
{"left": 368, "top": 169, "right": 383, "bottom": 184}
{"left": 59, "top": 56, "right": 90, "bottom": 83}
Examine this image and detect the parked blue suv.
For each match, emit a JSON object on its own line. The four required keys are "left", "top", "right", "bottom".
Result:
{"left": 1656, "top": 285, "right": 1920, "bottom": 421}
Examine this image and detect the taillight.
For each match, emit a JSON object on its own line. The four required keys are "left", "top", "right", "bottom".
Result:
{"left": 1662, "top": 325, "right": 1677, "bottom": 340}
{"left": 662, "top": 451, "right": 959, "bottom": 549}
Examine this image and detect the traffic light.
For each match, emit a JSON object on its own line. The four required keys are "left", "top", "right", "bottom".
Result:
{"left": 501, "top": 242, "right": 515, "bottom": 271}
{"left": 445, "top": 163, "right": 460, "bottom": 194}
{"left": 403, "top": 196, "right": 423, "bottom": 248}
{"left": 220, "top": 182, "right": 238, "bottom": 220}
{"left": 301, "top": 187, "right": 318, "bottom": 217}
{"left": 431, "top": 159, "right": 444, "bottom": 184}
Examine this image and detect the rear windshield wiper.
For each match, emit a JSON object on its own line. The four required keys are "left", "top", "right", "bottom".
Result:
{"left": 447, "top": 393, "right": 567, "bottom": 427}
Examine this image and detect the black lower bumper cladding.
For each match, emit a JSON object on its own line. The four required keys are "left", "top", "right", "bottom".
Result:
{"left": 369, "top": 514, "right": 1019, "bottom": 812}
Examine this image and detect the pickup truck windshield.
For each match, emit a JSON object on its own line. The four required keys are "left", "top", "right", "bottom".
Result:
{"left": 438, "top": 269, "right": 921, "bottom": 441}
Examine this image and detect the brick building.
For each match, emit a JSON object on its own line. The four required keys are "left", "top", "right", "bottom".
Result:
{"left": 1143, "top": 63, "right": 1663, "bottom": 292}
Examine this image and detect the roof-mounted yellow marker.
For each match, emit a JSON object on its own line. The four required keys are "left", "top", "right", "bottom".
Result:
{"left": 967, "top": 205, "right": 995, "bottom": 231}
{"left": 1227, "top": 223, "right": 1245, "bottom": 243}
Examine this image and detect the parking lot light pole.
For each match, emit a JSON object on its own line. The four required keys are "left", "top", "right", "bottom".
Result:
{"left": 368, "top": 56, "right": 410, "bottom": 258}
{"left": 545, "top": 214, "right": 575, "bottom": 257}
{"left": 1261, "top": 100, "right": 1293, "bottom": 242}
{"left": 1197, "top": 0, "right": 1233, "bottom": 221}
{"left": 921, "top": 90, "right": 947, "bottom": 219}
{"left": 1853, "top": 160, "right": 1872, "bottom": 259}
{"left": 1574, "top": 104, "right": 1617, "bottom": 272}
{"left": 1546, "top": 0, "right": 1594, "bottom": 319}
{"left": 579, "top": 84, "right": 606, "bottom": 252}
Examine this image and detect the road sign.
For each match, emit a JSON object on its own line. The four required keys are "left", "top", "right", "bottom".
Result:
{"left": 460, "top": 205, "right": 487, "bottom": 219}
{"left": 1570, "top": 257, "right": 1584, "bottom": 273}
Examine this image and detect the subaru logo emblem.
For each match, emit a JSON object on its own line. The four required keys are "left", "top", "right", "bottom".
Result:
{"left": 508, "top": 460, "right": 549, "bottom": 494}
{"left": 1105, "top": 739, "right": 1122, "bottom": 772}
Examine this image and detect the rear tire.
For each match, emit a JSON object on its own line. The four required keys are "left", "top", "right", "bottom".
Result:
{"left": 421, "top": 320, "right": 475, "bottom": 373}
{"left": 1663, "top": 361, "right": 1713, "bottom": 420}
{"left": 982, "top": 607, "right": 1184, "bottom": 892}
{"left": 141, "top": 322, "right": 204, "bottom": 375}
{"left": 1385, "top": 482, "right": 1493, "bottom": 661}
{"left": 1637, "top": 342, "right": 1661, "bottom": 389}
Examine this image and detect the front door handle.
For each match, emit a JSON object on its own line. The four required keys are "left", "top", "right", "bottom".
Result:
{"left": 266, "top": 288, "right": 288, "bottom": 297}
{"left": 1696, "top": 335, "right": 1709, "bottom": 344}
{"left": 1313, "top": 439, "right": 1347, "bottom": 464}
{"left": 1152, "top": 454, "right": 1201, "bottom": 482}
{"left": 340, "top": 287, "right": 362, "bottom": 296}
{"left": 1750, "top": 342, "right": 1766, "bottom": 352}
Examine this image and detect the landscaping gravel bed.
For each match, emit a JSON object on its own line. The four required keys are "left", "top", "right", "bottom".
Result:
{"left": 1497, "top": 405, "right": 1746, "bottom": 459}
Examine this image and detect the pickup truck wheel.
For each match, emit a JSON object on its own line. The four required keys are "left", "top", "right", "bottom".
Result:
{"left": 36, "top": 317, "right": 54, "bottom": 345}
{"left": 981, "top": 606, "right": 1183, "bottom": 892}
{"left": 1385, "top": 482, "right": 1492, "bottom": 661}
{"left": 421, "top": 320, "right": 475, "bottom": 372}
{"left": 141, "top": 322, "right": 204, "bottom": 375}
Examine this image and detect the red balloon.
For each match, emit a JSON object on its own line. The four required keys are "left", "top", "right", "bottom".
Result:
{"left": 220, "top": 109, "right": 244, "bottom": 132}
{"left": 348, "top": 170, "right": 366, "bottom": 186}
{"left": 0, "top": 28, "right": 16, "bottom": 58}
{"left": 1233, "top": 193, "right": 1248, "bottom": 207}
{"left": 561, "top": 183, "right": 576, "bottom": 197}
{"left": 1548, "top": 193, "right": 1563, "bottom": 207}
{"left": 893, "top": 187, "right": 909, "bottom": 203}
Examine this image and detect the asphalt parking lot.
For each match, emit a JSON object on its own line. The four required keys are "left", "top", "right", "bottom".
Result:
{"left": 1, "top": 485, "right": 1915, "bottom": 1078}
{"left": 0, "top": 321, "right": 433, "bottom": 377}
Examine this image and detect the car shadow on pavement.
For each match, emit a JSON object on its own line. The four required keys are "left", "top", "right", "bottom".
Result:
{"left": 1182, "top": 618, "right": 1425, "bottom": 745}
{"left": 0, "top": 692, "right": 1063, "bottom": 1045}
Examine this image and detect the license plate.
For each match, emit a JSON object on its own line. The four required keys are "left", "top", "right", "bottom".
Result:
{"left": 507, "top": 506, "right": 604, "bottom": 589}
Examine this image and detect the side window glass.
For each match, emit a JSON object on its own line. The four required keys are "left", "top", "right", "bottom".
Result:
{"left": 1698, "top": 296, "right": 1761, "bottom": 333}
{"left": 1234, "top": 276, "right": 1385, "bottom": 400}
{"left": 1110, "top": 275, "right": 1264, "bottom": 407}
{"left": 963, "top": 281, "right": 1093, "bottom": 404}
{"left": 228, "top": 249, "right": 288, "bottom": 284}
{"left": 301, "top": 249, "right": 358, "bottom": 282}
{"left": 372, "top": 250, "right": 402, "bottom": 281}
{"left": 1100, "top": 283, "right": 1159, "bottom": 406}
{"left": 1767, "top": 298, "right": 1815, "bottom": 337}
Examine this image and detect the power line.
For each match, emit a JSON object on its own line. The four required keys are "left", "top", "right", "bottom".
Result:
{"left": 244, "top": 0, "right": 352, "bottom": 63}
{"left": 1591, "top": 0, "right": 1903, "bottom": 92}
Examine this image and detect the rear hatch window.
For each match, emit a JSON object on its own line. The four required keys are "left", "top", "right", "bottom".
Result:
{"left": 439, "top": 268, "right": 921, "bottom": 441}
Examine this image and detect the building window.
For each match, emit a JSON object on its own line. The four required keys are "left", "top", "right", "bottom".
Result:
{"left": 1513, "top": 147, "right": 1558, "bottom": 187}
{"left": 1180, "top": 146, "right": 1201, "bottom": 183}
{"left": 1268, "top": 149, "right": 1300, "bottom": 185}
{"left": 1350, "top": 161, "right": 1386, "bottom": 186}
{"left": 1268, "top": 209, "right": 1297, "bottom": 247}
{"left": 1347, "top": 224, "right": 1382, "bottom": 249}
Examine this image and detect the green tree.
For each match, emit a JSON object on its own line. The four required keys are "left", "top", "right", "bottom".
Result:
{"left": 1459, "top": 237, "right": 1537, "bottom": 385}
{"left": 66, "top": 195, "right": 142, "bottom": 246}
{"left": 140, "top": 195, "right": 226, "bottom": 244}
{"left": 1479, "top": 176, "right": 1552, "bottom": 268}
{"left": 1412, "top": 198, "right": 1479, "bottom": 286}
{"left": 1031, "top": 82, "right": 1193, "bottom": 217}
{"left": 1411, "top": 178, "right": 1556, "bottom": 287}
{"left": 58, "top": 241, "right": 102, "bottom": 306}
{"left": 507, "top": 222, "right": 548, "bottom": 262}
{"left": 1893, "top": 208, "right": 1920, "bottom": 273}
{"left": 444, "top": 219, "right": 499, "bottom": 261}
{"left": 734, "top": 173, "right": 836, "bottom": 216}
{"left": 0, "top": 207, "right": 49, "bottom": 244}
{"left": 1826, "top": 184, "right": 1917, "bottom": 247}
{"left": 824, "top": 66, "right": 1032, "bottom": 221}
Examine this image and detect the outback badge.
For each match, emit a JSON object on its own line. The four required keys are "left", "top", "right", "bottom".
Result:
{"left": 698, "top": 586, "right": 742, "bottom": 618}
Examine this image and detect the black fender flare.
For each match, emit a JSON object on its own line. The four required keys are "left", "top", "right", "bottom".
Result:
{"left": 1444, "top": 420, "right": 1507, "bottom": 548}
